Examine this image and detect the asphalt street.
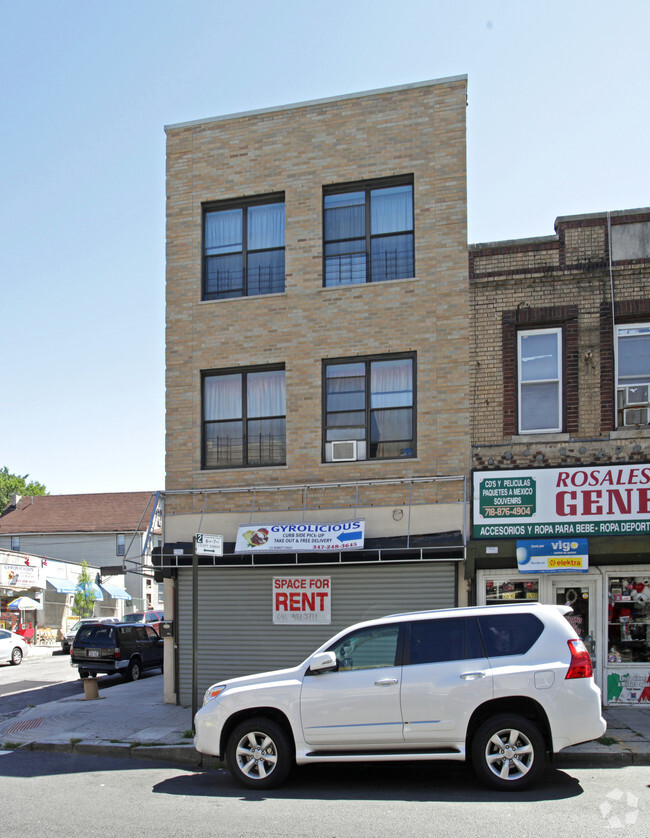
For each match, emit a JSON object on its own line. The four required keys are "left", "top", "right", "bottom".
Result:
{"left": 0, "top": 652, "right": 123, "bottom": 717}
{"left": 0, "top": 749, "right": 647, "bottom": 838}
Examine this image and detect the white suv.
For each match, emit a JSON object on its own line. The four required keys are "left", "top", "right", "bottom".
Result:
{"left": 194, "top": 603, "right": 605, "bottom": 791}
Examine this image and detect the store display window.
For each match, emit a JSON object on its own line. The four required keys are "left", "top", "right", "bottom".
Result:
{"left": 608, "top": 577, "right": 650, "bottom": 664}
{"left": 485, "top": 578, "right": 539, "bottom": 603}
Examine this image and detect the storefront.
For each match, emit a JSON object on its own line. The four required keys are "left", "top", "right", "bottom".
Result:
{"left": 470, "top": 465, "right": 650, "bottom": 706}
{"left": 0, "top": 550, "right": 46, "bottom": 637}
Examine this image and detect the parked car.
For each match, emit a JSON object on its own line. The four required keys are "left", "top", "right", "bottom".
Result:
{"left": 61, "top": 617, "right": 119, "bottom": 653}
{"left": 121, "top": 610, "right": 165, "bottom": 632}
{"left": 194, "top": 603, "right": 606, "bottom": 791}
{"left": 70, "top": 622, "right": 164, "bottom": 681}
{"left": 0, "top": 629, "right": 29, "bottom": 666}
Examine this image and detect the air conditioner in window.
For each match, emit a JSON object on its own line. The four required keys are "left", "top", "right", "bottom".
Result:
{"left": 623, "top": 407, "right": 650, "bottom": 427}
{"left": 619, "top": 384, "right": 650, "bottom": 407}
{"left": 326, "top": 440, "right": 366, "bottom": 462}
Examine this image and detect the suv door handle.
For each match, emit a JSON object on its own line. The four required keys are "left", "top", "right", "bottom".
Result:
{"left": 460, "top": 671, "right": 486, "bottom": 680}
{"left": 375, "top": 678, "right": 399, "bottom": 686}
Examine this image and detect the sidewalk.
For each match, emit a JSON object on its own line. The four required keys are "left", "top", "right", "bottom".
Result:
{"left": 2, "top": 645, "right": 649, "bottom": 769}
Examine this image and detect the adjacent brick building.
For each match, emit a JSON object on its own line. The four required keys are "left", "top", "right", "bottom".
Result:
{"left": 469, "top": 207, "right": 650, "bottom": 704}
{"left": 163, "top": 78, "right": 471, "bottom": 705}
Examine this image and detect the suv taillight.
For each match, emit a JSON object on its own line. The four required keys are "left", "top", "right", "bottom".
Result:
{"left": 114, "top": 647, "right": 121, "bottom": 660}
{"left": 565, "top": 638, "right": 593, "bottom": 679}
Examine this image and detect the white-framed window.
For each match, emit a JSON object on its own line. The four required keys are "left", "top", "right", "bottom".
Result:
{"left": 616, "top": 324, "right": 650, "bottom": 428}
{"left": 116, "top": 534, "right": 125, "bottom": 557}
{"left": 11, "top": 536, "right": 19, "bottom": 551}
{"left": 517, "top": 328, "right": 562, "bottom": 433}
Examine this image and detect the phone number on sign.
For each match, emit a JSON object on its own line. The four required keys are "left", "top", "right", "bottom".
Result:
{"left": 482, "top": 506, "right": 533, "bottom": 517}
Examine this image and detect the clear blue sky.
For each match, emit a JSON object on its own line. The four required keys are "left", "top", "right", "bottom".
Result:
{"left": 2, "top": 1, "right": 649, "bottom": 496}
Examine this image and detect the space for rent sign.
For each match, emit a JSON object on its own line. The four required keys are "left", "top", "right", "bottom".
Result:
{"left": 273, "top": 577, "right": 331, "bottom": 624}
{"left": 474, "top": 465, "right": 650, "bottom": 538}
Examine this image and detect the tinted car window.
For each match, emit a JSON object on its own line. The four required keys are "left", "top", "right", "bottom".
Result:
{"left": 328, "top": 624, "right": 400, "bottom": 671}
{"left": 122, "top": 613, "right": 144, "bottom": 623}
{"left": 118, "top": 626, "right": 138, "bottom": 643}
{"left": 144, "top": 626, "right": 159, "bottom": 640}
{"left": 0, "top": 630, "right": 9, "bottom": 639}
{"left": 408, "top": 617, "right": 484, "bottom": 665}
{"left": 478, "top": 613, "right": 543, "bottom": 657}
{"left": 77, "top": 626, "right": 115, "bottom": 644}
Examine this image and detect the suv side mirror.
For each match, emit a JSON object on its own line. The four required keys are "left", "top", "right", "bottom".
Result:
{"left": 308, "top": 651, "right": 338, "bottom": 674}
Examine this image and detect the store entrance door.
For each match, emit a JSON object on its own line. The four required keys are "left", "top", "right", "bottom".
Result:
{"left": 552, "top": 578, "right": 601, "bottom": 688}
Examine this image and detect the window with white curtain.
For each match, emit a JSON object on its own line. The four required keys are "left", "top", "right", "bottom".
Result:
{"left": 203, "top": 195, "right": 285, "bottom": 300}
{"left": 323, "top": 355, "right": 415, "bottom": 459}
{"left": 203, "top": 367, "right": 286, "bottom": 468}
{"left": 323, "top": 179, "right": 414, "bottom": 286}
{"left": 517, "top": 328, "right": 562, "bottom": 433}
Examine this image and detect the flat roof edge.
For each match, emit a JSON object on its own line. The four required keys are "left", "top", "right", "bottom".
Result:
{"left": 164, "top": 75, "right": 468, "bottom": 132}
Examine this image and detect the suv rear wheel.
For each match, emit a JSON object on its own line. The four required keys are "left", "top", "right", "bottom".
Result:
{"left": 226, "top": 717, "right": 293, "bottom": 789}
{"left": 125, "top": 658, "right": 142, "bottom": 682}
{"left": 471, "top": 713, "right": 546, "bottom": 791}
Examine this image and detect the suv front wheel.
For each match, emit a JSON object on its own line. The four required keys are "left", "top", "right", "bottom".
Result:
{"left": 226, "top": 717, "right": 293, "bottom": 790}
{"left": 471, "top": 713, "right": 546, "bottom": 791}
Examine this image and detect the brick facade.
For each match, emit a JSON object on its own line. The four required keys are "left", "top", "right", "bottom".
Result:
{"left": 164, "top": 79, "right": 470, "bottom": 529}
{"left": 470, "top": 208, "right": 650, "bottom": 471}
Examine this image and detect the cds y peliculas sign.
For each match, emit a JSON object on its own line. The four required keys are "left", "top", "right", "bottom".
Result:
{"left": 474, "top": 465, "right": 650, "bottom": 538}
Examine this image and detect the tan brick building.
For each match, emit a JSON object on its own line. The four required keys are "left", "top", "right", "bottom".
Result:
{"left": 163, "top": 78, "right": 470, "bottom": 705}
{"left": 468, "top": 207, "right": 650, "bottom": 704}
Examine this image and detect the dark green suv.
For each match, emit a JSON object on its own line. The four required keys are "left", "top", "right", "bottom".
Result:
{"left": 71, "top": 622, "right": 163, "bottom": 681}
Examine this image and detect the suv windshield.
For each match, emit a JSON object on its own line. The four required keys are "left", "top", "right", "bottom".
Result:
{"left": 122, "top": 613, "right": 145, "bottom": 623}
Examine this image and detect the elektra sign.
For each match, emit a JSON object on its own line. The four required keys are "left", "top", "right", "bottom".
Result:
{"left": 474, "top": 465, "right": 650, "bottom": 538}
{"left": 235, "top": 520, "right": 365, "bottom": 553}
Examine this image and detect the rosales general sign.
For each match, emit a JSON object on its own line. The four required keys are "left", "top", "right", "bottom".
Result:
{"left": 473, "top": 464, "right": 650, "bottom": 538}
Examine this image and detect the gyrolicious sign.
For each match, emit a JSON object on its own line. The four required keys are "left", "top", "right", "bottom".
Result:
{"left": 235, "top": 520, "right": 365, "bottom": 553}
{"left": 474, "top": 464, "right": 650, "bottom": 538}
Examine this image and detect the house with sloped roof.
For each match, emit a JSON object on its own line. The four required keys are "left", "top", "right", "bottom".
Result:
{"left": 0, "top": 492, "right": 162, "bottom": 614}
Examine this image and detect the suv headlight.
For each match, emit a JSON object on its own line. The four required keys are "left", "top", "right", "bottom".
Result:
{"left": 203, "top": 684, "right": 227, "bottom": 706}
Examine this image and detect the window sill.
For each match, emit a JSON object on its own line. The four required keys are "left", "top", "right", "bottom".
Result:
{"left": 319, "top": 457, "right": 420, "bottom": 466}
{"left": 610, "top": 428, "right": 650, "bottom": 439}
{"left": 199, "top": 291, "right": 288, "bottom": 304}
{"left": 318, "top": 276, "right": 421, "bottom": 292}
{"left": 510, "top": 433, "right": 570, "bottom": 443}
{"left": 198, "top": 465, "right": 289, "bottom": 474}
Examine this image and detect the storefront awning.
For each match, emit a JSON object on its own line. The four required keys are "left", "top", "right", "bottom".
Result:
{"left": 45, "top": 577, "right": 104, "bottom": 600}
{"left": 46, "top": 577, "right": 77, "bottom": 594}
{"left": 100, "top": 583, "right": 131, "bottom": 600}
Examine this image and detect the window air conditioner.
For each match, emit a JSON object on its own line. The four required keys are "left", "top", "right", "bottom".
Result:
{"left": 620, "top": 384, "right": 650, "bottom": 407}
{"left": 623, "top": 407, "right": 649, "bottom": 427}
{"left": 326, "top": 440, "right": 367, "bottom": 462}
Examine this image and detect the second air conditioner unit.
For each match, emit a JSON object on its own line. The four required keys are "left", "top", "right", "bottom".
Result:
{"left": 326, "top": 440, "right": 367, "bottom": 462}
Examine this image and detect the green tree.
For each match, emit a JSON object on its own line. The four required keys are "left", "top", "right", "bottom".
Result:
{"left": 73, "top": 561, "right": 96, "bottom": 618}
{"left": 0, "top": 466, "right": 48, "bottom": 511}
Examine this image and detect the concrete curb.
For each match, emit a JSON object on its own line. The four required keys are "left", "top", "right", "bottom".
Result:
{"left": 18, "top": 739, "right": 222, "bottom": 769}
{"left": 14, "top": 738, "right": 648, "bottom": 770}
